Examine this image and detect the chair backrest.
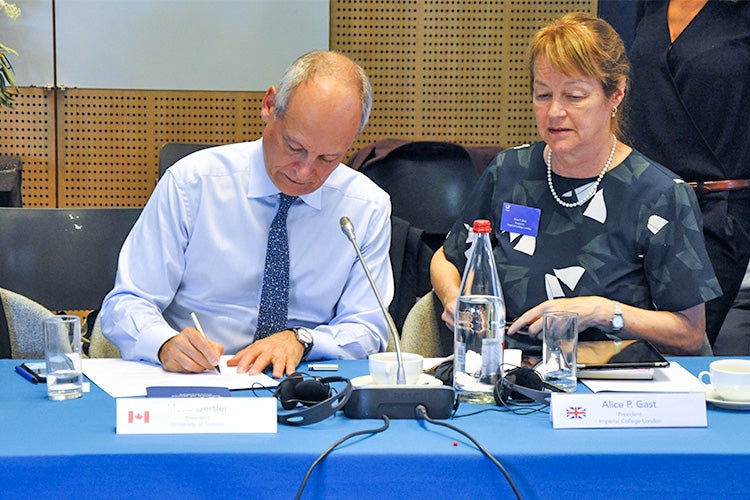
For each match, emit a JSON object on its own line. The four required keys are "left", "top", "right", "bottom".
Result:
{"left": 87, "top": 313, "right": 121, "bottom": 358}
{"left": 0, "top": 154, "right": 23, "bottom": 207}
{"left": 0, "top": 288, "right": 54, "bottom": 359}
{"left": 158, "top": 142, "right": 217, "bottom": 179}
{"left": 354, "top": 140, "right": 503, "bottom": 250}
{"left": 0, "top": 208, "right": 142, "bottom": 312}
{"left": 359, "top": 141, "right": 477, "bottom": 235}
{"left": 389, "top": 216, "right": 434, "bottom": 333}
{"left": 397, "top": 291, "right": 453, "bottom": 358}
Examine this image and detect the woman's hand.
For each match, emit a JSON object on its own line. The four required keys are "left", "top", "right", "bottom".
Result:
{"left": 507, "top": 296, "right": 613, "bottom": 337}
{"left": 506, "top": 296, "right": 706, "bottom": 355}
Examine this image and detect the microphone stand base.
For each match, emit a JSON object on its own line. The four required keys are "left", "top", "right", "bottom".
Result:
{"left": 343, "top": 386, "right": 456, "bottom": 419}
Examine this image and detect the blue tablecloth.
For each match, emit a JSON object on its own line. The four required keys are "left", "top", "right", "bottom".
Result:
{"left": 1, "top": 357, "right": 748, "bottom": 499}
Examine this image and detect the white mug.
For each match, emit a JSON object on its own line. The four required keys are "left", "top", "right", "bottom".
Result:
{"left": 368, "top": 352, "right": 423, "bottom": 385}
{"left": 699, "top": 359, "right": 750, "bottom": 402}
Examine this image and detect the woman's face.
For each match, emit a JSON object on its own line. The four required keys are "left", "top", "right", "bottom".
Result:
{"left": 532, "top": 56, "right": 623, "bottom": 163}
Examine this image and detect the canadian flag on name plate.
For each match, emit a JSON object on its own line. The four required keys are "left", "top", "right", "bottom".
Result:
{"left": 127, "top": 411, "right": 150, "bottom": 424}
{"left": 116, "top": 397, "right": 277, "bottom": 434}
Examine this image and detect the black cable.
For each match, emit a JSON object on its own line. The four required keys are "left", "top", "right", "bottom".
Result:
{"left": 416, "top": 405, "right": 523, "bottom": 500}
{"left": 450, "top": 395, "right": 548, "bottom": 419}
{"left": 295, "top": 415, "right": 390, "bottom": 500}
{"left": 455, "top": 402, "right": 549, "bottom": 418}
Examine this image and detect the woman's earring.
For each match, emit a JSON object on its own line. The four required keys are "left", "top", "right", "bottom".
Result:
{"left": 611, "top": 106, "right": 618, "bottom": 118}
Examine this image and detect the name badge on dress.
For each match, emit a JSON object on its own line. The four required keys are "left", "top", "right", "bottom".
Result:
{"left": 500, "top": 202, "right": 541, "bottom": 237}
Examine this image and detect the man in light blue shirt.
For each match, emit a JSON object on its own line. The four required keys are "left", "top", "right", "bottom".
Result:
{"left": 101, "top": 51, "right": 393, "bottom": 378}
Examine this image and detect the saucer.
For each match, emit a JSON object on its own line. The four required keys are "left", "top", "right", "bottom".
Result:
{"left": 351, "top": 374, "right": 443, "bottom": 388}
{"left": 703, "top": 385, "right": 750, "bottom": 410}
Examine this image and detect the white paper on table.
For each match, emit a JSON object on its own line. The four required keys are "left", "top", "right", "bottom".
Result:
{"left": 581, "top": 361, "right": 704, "bottom": 394}
{"left": 83, "top": 355, "right": 278, "bottom": 398}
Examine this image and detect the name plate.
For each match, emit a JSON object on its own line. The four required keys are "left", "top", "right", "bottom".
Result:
{"left": 116, "top": 397, "right": 278, "bottom": 434}
{"left": 550, "top": 392, "right": 707, "bottom": 429}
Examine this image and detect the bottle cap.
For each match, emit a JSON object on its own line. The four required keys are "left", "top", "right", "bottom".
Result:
{"left": 472, "top": 219, "right": 492, "bottom": 233}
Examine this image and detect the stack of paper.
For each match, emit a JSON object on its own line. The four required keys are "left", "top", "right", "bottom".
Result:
{"left": 83, "top": 355, "right": 278, "bottom": 398}
{"left": 581, "top": 362, "right": 704, "bottom": 394}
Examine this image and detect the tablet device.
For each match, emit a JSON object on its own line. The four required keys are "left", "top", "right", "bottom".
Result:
{"left": 576, "top": 339, "right": 669, "bottom": 370}
{"left": 577, "top": 367, "right": 655, "bottom": 380}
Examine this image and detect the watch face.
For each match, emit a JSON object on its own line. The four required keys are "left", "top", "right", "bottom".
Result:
{"left": 297, "top": 328, "right": 313, "bottom": 344}
{"left": 613, "top": 315, "right": 624, "bottom": 330}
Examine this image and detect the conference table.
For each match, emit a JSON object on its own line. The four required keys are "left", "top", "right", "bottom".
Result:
{"left": 1, "top": 357, "right": 748, "bottom": 499}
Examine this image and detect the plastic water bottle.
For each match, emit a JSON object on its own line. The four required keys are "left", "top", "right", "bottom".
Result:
{"left": 453, "top": 219, "right": 505, "bottom": 403}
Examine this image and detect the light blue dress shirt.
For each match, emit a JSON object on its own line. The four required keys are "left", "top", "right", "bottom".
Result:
{"left": 101, "top": 139, "right": 393, "bottom": 364}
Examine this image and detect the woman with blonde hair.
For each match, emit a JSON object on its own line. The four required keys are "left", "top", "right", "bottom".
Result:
{"left": 430, "top": 12, "right": 720, "bottom": 355}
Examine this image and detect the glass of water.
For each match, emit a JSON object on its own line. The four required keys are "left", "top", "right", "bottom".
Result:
{"left": 542, "top": 311, "right": 578, "bottom": 392}
{"left": 44, "top": 315, "right": 83, "bottom": 401}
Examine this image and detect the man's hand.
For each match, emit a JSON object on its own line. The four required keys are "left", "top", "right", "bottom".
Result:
{"left": 227, "top": 330, "right": 304, "bottom": 379}
{"left": 158, "top": 327, "right": 225, "bottom": 373}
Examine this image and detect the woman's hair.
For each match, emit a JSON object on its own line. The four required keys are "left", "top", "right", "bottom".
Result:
{"left": 528, "top": 12, "right": 630, "bottom": 137}
{"left": 274, "top": 50, "right": 373, "bottom": 135}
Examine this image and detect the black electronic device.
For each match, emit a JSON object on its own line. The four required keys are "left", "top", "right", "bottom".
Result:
{"left": 493, "top": 367, "right": 562, "bottom": 407}
{"left": 576, "top": 339, "right": 670, "bottom": 370}
{"left": 274, "top": 372, "right": 352, "bottom": 426}
{"left": 343, "top": 385, "right": 456, "bottom": 419}
{"left": 338, "top": 216, "right": 456, "bottom": 419}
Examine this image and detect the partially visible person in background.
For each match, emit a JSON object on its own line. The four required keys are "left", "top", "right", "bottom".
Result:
{"left": 626, "top": 0, "right": 750, "bottom": 351}
{"left": 715, "top": 263, "right": 750, "bottom": 355}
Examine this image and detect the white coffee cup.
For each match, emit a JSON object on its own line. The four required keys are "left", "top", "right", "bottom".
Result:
{"left": 368, "top": 352, "right": 423, "bottom": 385}
{"left": 699, "top": 359, "right": 750, "bottom": 402}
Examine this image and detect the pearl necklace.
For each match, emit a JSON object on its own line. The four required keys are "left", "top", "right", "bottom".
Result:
{"left": 546, "top": 134, "right": 617, "bottom": 208}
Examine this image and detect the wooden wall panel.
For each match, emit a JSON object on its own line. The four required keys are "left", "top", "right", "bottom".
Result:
{"left": 0, "top": 88, "right": 265, "bottom": 207}
{"left": 334, "top": 0, "right": 596, "bottom": 155}
{"left": 55, "top": 89, "right": 265, "bottom": 207}
{"left": 0, "top": 0, "right": 595, "bottom": 208}
{"left": 0, "top": 88, "right": 55, "bottom": 207}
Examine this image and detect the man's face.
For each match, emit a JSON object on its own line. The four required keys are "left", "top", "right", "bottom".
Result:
{"left": 261, "top": 78, "right": 362, "bottom": 196}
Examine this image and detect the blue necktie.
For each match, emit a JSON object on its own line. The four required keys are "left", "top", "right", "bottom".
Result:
{"left": 255, "top": 193, "right": 298, "bottom": 340}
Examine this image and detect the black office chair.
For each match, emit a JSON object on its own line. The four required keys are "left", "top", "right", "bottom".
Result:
{"left": 0, "top": 208, "right": 142, "bottom": 313}
{"left": 354, "top": 140, "right": 503, "bottom": 251}
{"left": 0, "top": 154, "right": 22, "bottom": 207}
{"left": 158, "top": 142, "right": 217, "bottom": 179}
{"left": 389, "top": 216, "right": 434, "bottom": 333}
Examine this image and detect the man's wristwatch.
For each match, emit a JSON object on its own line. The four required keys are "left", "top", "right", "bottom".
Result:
{"left": 292, "top": 327, "right": 314, "bottom": 359}
{"left": 611, "top": 301, "right": 624, "bottom": 332}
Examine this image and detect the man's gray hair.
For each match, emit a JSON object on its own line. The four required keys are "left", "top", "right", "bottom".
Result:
{"left": 274, "top": 50, "right": 373, "bottom": 134}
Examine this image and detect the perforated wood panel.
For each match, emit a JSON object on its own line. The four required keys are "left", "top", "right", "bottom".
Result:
{"left": 1, "top": 88, "right": 265, "bottom": 207}
{"left": 334, "top": 0, "right": 596, "bottom": 155}
{"left": 0, "top": 0, "right": 595, "bottom": 207}
{"left": 0, "top": 88, "right": 55, "bottom": 207}
{"left": 56, "top": 89, "right": 266, "bottom": 207}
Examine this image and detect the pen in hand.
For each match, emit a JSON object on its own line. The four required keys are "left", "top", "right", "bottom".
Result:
{"left": 190, "top": 312, "right": 221, "bottom": 373}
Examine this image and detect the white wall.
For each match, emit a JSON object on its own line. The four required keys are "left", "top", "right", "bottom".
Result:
{"left": 3, "top": 0, "right": 329, "bottom": 91}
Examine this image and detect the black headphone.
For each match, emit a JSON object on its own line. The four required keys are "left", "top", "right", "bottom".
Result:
{"left": 493, "top": 367, "right": 562, "bottom": 407}
{"left": 273, "top": 372, "right": 353, "bottom": 426}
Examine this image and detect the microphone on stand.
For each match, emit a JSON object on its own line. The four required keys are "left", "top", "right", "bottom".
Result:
{"left": 339, "top": 216, "right": 406, "bottom": 384}
{"left": 338, "top": 216, "right": 455, "bottom": 419}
